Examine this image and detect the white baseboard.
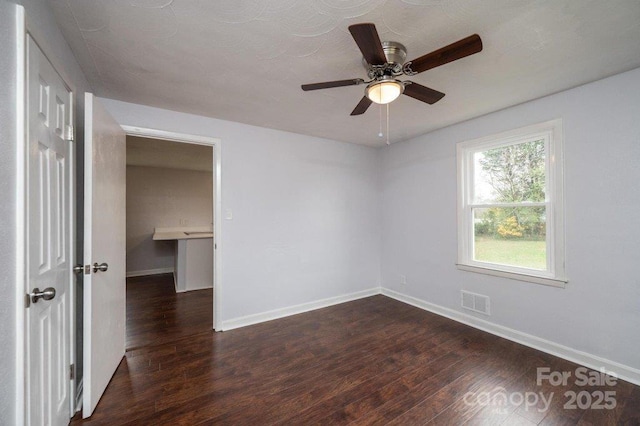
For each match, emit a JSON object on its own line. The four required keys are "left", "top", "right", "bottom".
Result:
{"left": 126, "top": 267, "right": 174, "bottom": 278}
{"left": 175, "top": 285, "right": 213, "bottom": 293}
{"left": 381, "top": 288, "right": 640, "bottom": 386}
{"left": 221, "top": 287, "right": 381, "bottom": 331}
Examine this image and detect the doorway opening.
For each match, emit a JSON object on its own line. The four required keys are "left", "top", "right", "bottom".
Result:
{"left": 125, "top": 135, "right": 215, "bottom": 348}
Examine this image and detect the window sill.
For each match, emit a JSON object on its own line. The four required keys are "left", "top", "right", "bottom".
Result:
{"left": 456, "top": 263, "right": 567, "bottom": 288}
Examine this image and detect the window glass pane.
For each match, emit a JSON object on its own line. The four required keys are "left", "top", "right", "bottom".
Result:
{"left": 473, "top": 139, "right": 546, "bottom": 204}
{"left": 473, "top": 207, "right": 546, "bottom": 270}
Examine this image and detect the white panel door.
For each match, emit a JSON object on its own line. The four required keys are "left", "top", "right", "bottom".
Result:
{"left": 82, "top": 93, "right": 126, "bottom": 418}
{"left": 26, "top": 35, "right": 73, "bottom": 426}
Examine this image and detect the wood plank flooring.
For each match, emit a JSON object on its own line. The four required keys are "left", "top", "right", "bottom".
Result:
{"left": 125, "top": 274, "right": 213, "bottom": 349}
{"left": 71, "top": 276, "right": 639, "bottom": 425}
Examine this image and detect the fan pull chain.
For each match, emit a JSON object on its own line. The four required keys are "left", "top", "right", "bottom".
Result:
{"left": 386, "top": 103, "right": 390, "bottom": 145}
{"left": 378, "top": 104, "right": 383, "bottom": 138}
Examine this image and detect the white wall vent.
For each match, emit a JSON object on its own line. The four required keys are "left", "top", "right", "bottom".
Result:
{"left": 461, "top": 290, "right": 490, "bottom": 315}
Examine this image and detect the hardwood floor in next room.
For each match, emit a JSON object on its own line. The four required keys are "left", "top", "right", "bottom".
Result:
{"left": 71, "top": 275, "right": 640, "bottom": 425}
{"left": 125, "top": 274, "right": 213, "bottom": 349}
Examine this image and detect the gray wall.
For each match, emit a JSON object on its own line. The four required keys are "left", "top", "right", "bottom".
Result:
{"left": 102, "top": 98, "right": 382, "bottom": 328}
{"left": 0, "top": 1, "right": 91, "bottom": 423}
{"left": 126, "top": 165, "right": 213, "bottom": 274}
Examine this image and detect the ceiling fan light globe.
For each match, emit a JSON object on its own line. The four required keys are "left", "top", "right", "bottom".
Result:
{"left": 366, "top": 80, "right": 403, "bottom": 104}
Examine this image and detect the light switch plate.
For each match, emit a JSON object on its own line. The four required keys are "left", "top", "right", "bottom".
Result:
{"left": 224, "top": 209, "right": 233, "bottom": 220}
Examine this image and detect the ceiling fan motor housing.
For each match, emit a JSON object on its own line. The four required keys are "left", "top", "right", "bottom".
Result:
{"left": 382, "top": 41, "right": 407, "bottom": 68}
{"left": 364, "top": 41, "right": 407, "bottom": 78}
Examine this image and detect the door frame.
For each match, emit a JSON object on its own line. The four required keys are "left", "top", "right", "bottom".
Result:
{"left": 121, "top": 125, "right": 223, "bottom": 330}
{"left": 17, "top": 5, "right": 79, "bottom": 423}
{"left": 16, "top": 6, "right": 27, "bottom": 425}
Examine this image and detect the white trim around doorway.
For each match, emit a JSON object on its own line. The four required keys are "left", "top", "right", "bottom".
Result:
{"left": 121, "top": 125, "right": 223, "bottom": 331}
{"left": 16, "top": 6, "right": 26, "bottom": 425}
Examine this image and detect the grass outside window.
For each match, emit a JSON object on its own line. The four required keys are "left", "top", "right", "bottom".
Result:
{"left": 474, "top": 237, "right": 546, "bottom": 271}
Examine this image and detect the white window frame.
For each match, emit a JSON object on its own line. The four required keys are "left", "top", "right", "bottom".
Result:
{"left": 456, "top": 119, "right": 566, "bottom": 288}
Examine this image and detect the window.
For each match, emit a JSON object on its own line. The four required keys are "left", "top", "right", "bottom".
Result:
{"left": 457, "top": 119, "right": 566, "bottom": 287}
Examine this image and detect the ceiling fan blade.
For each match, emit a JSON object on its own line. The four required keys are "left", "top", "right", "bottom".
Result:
{"left": 351, "top": 96, "right": 373, "bottom": 116}
{"left": 301, "top": 78, "right": 364, "bottom": 91}
{"left": 403, "top": 82, "right": 445, "bottom": 104}
{"left": 348, "top": 23, "right": 387, "bottom": 66}
{"left": 404, "top": 34, "right": 482, "bottom": 75}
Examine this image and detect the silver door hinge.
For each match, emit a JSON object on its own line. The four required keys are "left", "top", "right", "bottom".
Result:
{"left": 66, "top": 125, "right": 75, "bottom": 142}
{"left": 70, "top": 364, "right": 75, "bottom": 380}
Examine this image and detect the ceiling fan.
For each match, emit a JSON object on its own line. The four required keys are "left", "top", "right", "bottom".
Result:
{"left": 301, "top": 23, "right": 483, "bottom": 116}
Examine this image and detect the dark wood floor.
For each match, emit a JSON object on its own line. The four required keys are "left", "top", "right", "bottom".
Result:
{"left": 125, "top": 274, "right": 213, "bottom": 350}
{"left": 71, "top": 276, "right": 639, "bottom": 425}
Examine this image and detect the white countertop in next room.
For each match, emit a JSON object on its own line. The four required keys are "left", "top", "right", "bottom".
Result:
{"left": 152, "top": 226, "right": 213, "bottom": 241}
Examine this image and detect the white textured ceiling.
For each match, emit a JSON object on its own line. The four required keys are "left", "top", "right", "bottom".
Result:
{"left": 127, "top": 136, "right": 213, "bottom": 171}
{"left": 50, "top": 0, "right": 640, "bottom": 147}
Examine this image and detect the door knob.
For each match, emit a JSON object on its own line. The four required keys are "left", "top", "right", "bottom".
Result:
{"left": 93, "top": 262, "right": 109, "bottom": 273}
{"left": 30, "top": 287, "right": 56, "bottom": 303}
